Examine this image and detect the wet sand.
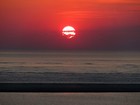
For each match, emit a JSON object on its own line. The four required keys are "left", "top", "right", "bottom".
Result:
{"left": 0, "top": 93, "right": 140, "bottom": 105}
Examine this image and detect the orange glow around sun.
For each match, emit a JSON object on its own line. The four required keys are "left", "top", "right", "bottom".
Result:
{"left": 62, "top": 26, "right": 76, "bottom": 39}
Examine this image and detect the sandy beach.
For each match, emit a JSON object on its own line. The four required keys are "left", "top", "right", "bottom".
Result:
{"left": 0, "top": 93, "right": 140, "bottom": 105}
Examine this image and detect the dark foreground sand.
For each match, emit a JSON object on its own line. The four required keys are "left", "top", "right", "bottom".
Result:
{"left": 0, "top": 93, "right": 140, "bottom": 105}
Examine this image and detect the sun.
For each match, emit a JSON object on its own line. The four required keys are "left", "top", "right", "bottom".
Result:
{"left": 62, "top": 26, "right": 76, "bottom": 39}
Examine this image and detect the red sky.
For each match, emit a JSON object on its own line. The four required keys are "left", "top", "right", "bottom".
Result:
{"left": 0, "top": 0, "right": 140, "bottom": 50}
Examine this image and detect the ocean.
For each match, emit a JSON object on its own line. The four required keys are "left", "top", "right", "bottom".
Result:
{"left": 0, "top": 51, "right": 140, "bottom": 83}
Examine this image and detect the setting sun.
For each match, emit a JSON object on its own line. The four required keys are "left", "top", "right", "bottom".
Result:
{"left": 62, "top": 26, "right": 76, "bottom": 39}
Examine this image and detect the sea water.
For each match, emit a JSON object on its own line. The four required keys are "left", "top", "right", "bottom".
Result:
{"left": 0, "top": 51, "right": 140, "bottom": 73}
{"left": 0, "top": 51, "right": 140, "bottom": 83}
